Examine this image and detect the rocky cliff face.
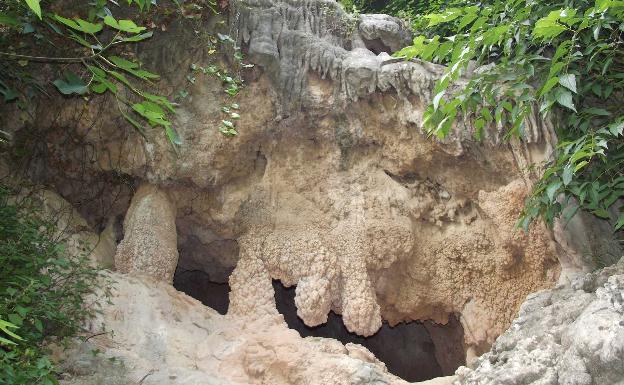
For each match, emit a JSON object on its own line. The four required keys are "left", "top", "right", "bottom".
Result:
{"left": 1, "top": 1, "right": 622, "bottom": 384}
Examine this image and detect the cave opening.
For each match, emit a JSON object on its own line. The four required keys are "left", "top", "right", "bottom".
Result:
{"left": 173, "top": 268, "right": 230, "bottom": 315}
{"left": 172, "top": 269, "right": 465, "bottom": 383}
{"left": 272, "top": 280, "right": 465, "bottom": 383}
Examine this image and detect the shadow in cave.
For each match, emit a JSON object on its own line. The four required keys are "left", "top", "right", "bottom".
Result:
{"left": 172, "top": 269, "right": 465, "bottom": 382}
{"left": 173, "top": 269, "right": 229, "bottom": 315}
{"left": 273, "top": 280, "right": 466, "bottom": 383}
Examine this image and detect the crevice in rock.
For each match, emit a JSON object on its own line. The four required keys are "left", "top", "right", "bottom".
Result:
{"left": 273, "top": 280, "right": 464, "bottom": 382}
{"left": 173, "top": 268, "right": 230, "bottom": 315}
{"left": 362, "top": 38, "right": 393, "bottom": 56}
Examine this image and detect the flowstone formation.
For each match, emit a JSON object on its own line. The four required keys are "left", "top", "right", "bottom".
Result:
{"left": 2, "top": 0, "right": 623, "bottom": 383}
{"left": 115, "top": 184, "right": 179, "bottom": 283}
{"left": 455, "top": 257, "right": 624, "bottom": 385}
{"left": 224, "top": 0, "right": 563, "bottom": 351}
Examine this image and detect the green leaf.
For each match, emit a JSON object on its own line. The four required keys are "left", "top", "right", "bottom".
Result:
{"left": 474, "top": 118, "right": 485, "bottom": 140}
{"left": 68, "top": 30, "right": 92, "bottom": 48}
{"left": 127, "top": 68, "right": 160, "bottom": 81}
{"left": 15, "top": 306, "right": 28, "bottom": 317}
{"left": 143, "top": 93, "right": 174, "bottom": 112}
{"left": 556, "top": 88, "right": 576, "bottom": 112}
{"left": 108, "top": 56, "right": 139, "bottom": 70}
{"left": 109, "top": 60, "right": 159, "bottom": 83}
{"left": 552, "top": 40, "right": 573, "bottom": 62}
{"left": 433, "top": 91, "right": 444, "bottom": 110}
{"left": 608, "top": 121, "right": 624, "bottom": 136}
{"left": 533, "top": 19, "right": 567, "bottom": 40}
{"left": 107, "top": 70, "right": 133, "bottom": 88}
{"left": 0, "top": 12, "right": 20, "bottom": 26}
{"left": 574, "top": 160, "right": 589, "bottom": 172}
{"left": 558, "top": 74, "right": 577, "bottom": 93}
{"left": 458, "top": 12, "right": 478, "bottom": 30}
{"left": 54, "top": 15, "right": 80, "bottom": 30}
{"left": 132, "top": 101, "right": 169, "bottom": 127}
{"left": 0, "top": 85, "right": 18, "bottom": 102}
{"left": 0, "top": 319, "right": 22, "bottom": 344}
{"left": 539, "top": 76, "right": 559, "bottom": 97}
{"left": 7, "top": 314, "right": 22, "bottom": 326}
{"left": 23, "top": 0, "right": 41, "bottom": 19}
{"left": 76, "top": 19, "right": 103, "bottom": 34}
{"left": 119, "top": 106, "right": 146, "bottom": 136}
{"left": 546, "top": 181, "right": 562, "bottom": 202}
{"left": 34, "top": 319, "right": 43, "bottom": 333}
{"left": 583, "top": 107, "right": 611, "bottom": 116}
{"left": 90, "top": 83, "right": 108, "bottom": 93}
{"left": 165, "top": 126, "right": 182, "bottom": 146}
{"left": 104, "top": 16, "right": 146, "bottom": 33}
{"left": 53, "top": 72, "right": 88, "bottom": 95}
{"left": 615, "top": 213, "right": 624, "bottom": 230}
{"left": 55, "top": 15, "right": 102, "bottom": 34}
{"left": 116, "top": 31, "right": 153, "bottom": 42}
{"left": 562, "top": 164, "right": 574, "bottom": 185}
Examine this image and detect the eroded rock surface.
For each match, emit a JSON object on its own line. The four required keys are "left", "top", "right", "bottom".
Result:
{"left": 69, "top": 271, "right": 410, "bottom": 385}
{"left": 455, "top": 258, "right": 624, "bottom": 385}
{"left": 2, "top": 0, "right": 621, "bottom": 375}
{"left": 115, "top": 184, "right": 179, "bottom": 282}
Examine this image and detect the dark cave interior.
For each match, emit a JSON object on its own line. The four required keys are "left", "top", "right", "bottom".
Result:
{"left": 173, "top": 269, "right": 466, "bottom": 382}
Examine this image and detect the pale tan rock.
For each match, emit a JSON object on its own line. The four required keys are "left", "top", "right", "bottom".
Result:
{"left": 377, "top": 179, "right": 560, "bottom": 353}
{"left": 75, "top": 272, "right": 410, "bottom": 385}
{"left": 2, "top": 7, "right": 617, "bottom": 365}
{"left": 115, "top": 184, "right": 178, "bottom": 283}
{"left": 415, "top": 376, "right": 456, "bottom": 385}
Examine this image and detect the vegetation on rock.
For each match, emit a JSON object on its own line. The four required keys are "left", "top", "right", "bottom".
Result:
{"left": 0, "top": 186, "right": 108, "bottom": 385}
{"left": 0, "top": 0, "right": 185, "bottom": 145}
{"left": 395, "top": 0, "right": 624, "bottom": 236}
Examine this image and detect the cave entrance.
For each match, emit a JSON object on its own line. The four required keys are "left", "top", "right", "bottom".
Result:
{"left": 172, "top": 271, "right": 465, "bottom": 382}
{"left": 273, "top": 280, "right": 466, "bottom": 382}
{"left": 173, "top": 268, "right": 230, "bottom": 315}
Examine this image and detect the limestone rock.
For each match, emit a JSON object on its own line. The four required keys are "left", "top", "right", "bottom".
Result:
{"left": 115, "top": 184, "right": 178, "bottom": 282}
{"left": 229, "top": 0, "right": 556, "bottom": 146}
{"left": 455, "top": 258, "right": 624, "bottom": 385}
{"left": 72, "top": 271, "right": 409, "bottom": 385}
{"left": 1, "top": 0, "right": 619, "bottom": 365}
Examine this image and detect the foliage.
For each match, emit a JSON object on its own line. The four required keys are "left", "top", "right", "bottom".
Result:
{"left": 394, "top": 0, "right": 624, "bottom": 234}
{"left": 183, "top": 33, "right": 254, "bottom": 136}
{"left": 338, "top": 0, "right": 452, "bottom": 21}
{"left": 0, "top": 185, "right": 108, "bottom": 385}
{"left": 0, "top": 0, "right": 211, "bottom": 146}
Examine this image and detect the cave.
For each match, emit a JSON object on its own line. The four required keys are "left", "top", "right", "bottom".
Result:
{"left": 173, "top": 268, "right": 230, "bottom": 315}
{"left": 173, "top": 269, "right": 465, "bottom": 382}
{"left": 272, "top": 280, "right": 466, "bottom": 382}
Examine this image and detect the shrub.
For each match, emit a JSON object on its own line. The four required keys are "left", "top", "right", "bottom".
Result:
{"left": 395, "top": 0, "right": 624, "bottom": 235}
{"left": 0, "top": 185, "right": 107, "bottom": 385}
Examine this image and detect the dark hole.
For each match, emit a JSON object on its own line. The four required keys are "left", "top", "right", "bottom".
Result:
{"left": 172, "top": 269, "right": 465, "bottom": 382}
{"left": 173, "top": 268, "right": 230, "bottom": 315}
{"left": 273, "top": 280, "right": 465, "bottom": 382}
{"left": 362, "top": 38, "right": 393, "bottom": 55}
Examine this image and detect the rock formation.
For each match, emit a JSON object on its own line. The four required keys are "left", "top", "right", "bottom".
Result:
{"left": 1, "top": 0, "right": 622, "bottom": 384}
{"left": 455, "top": 257, "right": 624, "bottom": 385}
{"left": 115, "top": 184, "right": 179, "bottom": 282}
{"left": 70, "top": 271, "right": 411, "bottom": 385}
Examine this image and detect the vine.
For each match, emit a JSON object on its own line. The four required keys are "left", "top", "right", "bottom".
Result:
{"left": 183, "top": 32, "right": 254, "bottom": 136}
